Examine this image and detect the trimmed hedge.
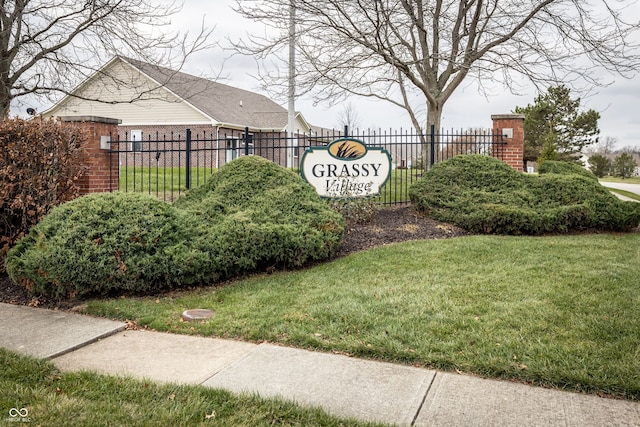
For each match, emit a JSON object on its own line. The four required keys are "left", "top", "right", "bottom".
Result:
{"left": 174, "top": 156, "right": 345, "bottom": 274}
{"left": 5, "top": 192, "right": 213, "bottom": 298}
{"left": 6, "top": 156, "right": 344, "bottom": 298}
{"left": 538, "top": 160, "right": 598, "bottom": 181}
{"left": 409, "top": 155, "right": 640, "bottom": 235}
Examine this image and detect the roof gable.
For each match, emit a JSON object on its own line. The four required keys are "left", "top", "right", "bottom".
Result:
{"left": 121, "top": 57, "right": 290, "bottom": 130}
{"left": 43, "top": 57, "right": 211, "bottom": 124}
{"left": 45, "top": 56, "right": 310, "bottom": 131}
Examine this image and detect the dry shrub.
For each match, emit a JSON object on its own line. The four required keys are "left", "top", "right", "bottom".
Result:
{"left": 0, "top": 118, "right": 87, "bottom": 271}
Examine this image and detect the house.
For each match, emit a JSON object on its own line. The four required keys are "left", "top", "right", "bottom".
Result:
{"left": 43, "top": 56, "right": 324, "bottom": 168}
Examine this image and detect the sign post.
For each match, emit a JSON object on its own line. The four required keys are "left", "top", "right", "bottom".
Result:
{"left": 300, "top": 138, "right": 392, "bottom": 198}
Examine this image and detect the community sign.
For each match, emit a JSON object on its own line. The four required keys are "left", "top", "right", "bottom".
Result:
{"left": 300, "top": 138, "right": 392, "bottom": 198}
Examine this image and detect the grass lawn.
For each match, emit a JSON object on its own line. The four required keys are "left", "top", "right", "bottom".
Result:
{"left": 85, "top": 233, "right": 640, "bottom": 400}
{"left": 119, "top": 166, "right": 214, "bottom": 202}
{"left": 600, "top": 176, "right": 640, "bottom": 185}
{"left": 0, "top": 349, "right": 381, "bottom": 427}
{"left": 607, "top": 188, "right": 640, "bottom": 202}
{"left": 375, "top": 169, "right": 422, "bottom": 204}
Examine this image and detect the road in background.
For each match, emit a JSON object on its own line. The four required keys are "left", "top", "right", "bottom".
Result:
{"left": 599, "top": 181, "right": 640, "bottom": 202}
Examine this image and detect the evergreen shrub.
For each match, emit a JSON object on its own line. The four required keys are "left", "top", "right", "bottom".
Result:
{"left": 5, "top": 192, "right": 213, "bottom": 298}
{"left": 174, "top": 156, "right": 345, "bottom": 272}
{"left": 6, "top": 156, "right": 344, "bottom": 298}
{"left": 410, "top": 155, "right": 640, "bottom": 235}
{"left": 538, "top": 160, "right": 598, "bottom": 181}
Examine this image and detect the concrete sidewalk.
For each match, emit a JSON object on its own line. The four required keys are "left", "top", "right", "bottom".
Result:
{"left": 1, "top": 302, "right": 639, "bottom": 426}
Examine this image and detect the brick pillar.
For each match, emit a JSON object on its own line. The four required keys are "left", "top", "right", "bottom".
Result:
{"left": 491, "top": 114, "right": 524, "bottom": 172}
{"left": 61, "top": 116, "right": 121, "bottom": 194}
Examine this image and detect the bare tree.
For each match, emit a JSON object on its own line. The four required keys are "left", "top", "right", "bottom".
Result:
{"left": 619, "top": 145, "right": 640, "bottom": 155}
{"left": 0, "top": 0, "right": 215, "bottom": 118}
{"left": 585, "top": 135, "right": 618, "bottom": 155}
{"left": 233, "top": 0, "right": 640, "bottom": 140}
{"left": 439, "top": 128, "right": 492, "bottom": 160}
{"left": 335, "top": 101, "right": 361, "bottom": 133}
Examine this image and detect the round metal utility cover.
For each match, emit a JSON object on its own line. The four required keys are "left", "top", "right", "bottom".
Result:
{"left": 181, "top": 309, "right": 215, "bottom": 322}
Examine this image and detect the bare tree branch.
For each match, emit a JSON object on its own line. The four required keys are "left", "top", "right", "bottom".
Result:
{"left": 0, "top": 0, "right": 217, "bottom": 117}
{"left": 232, "top": 0, "right": 640, "bottom": 134}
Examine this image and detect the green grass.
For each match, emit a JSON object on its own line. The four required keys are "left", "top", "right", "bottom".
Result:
{"left": 119, "top": 167, "right": 214, "bottom": 201}
{"left": 0, "top": 348, "right": 382, "bottom": 426}
{"left": 607, "top": 188, "right": 640, "bottom": 202}
{"left": 600, "top": 176, "right": 640, "bottom": 184}
{"left": 85, "top": 233, "right": 640, "bottom": 400}
{"left": 375, "top": 169, "right": 422, "bottom": 204}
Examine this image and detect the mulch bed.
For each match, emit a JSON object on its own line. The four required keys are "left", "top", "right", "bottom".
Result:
{"left": 334, "top": 205, "right": 469, "bottom": 256}
{"left": 0, "top": 205, "right": 469, "bottom": 310}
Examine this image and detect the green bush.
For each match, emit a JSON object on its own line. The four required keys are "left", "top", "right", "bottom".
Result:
{"left": 175, "top": 156, "right": 345, "bottom": 273}
{"left": 5, "top": 192, "right": 213, "bottom": 298}
{"left": 410, "top": 155, "right": 640, "bottom": 235}
{"left": 415, "top": 154, "right": 524, "bottom": 191}
{"left": 588, "top": 154, "right": 612, "bottom": 178}
{"left": 538, "top": 160, "right": 598, "bottom": 181}
{"left": 6, "top": 156, "right": 344, "bottom": 299}
{"left": 613, "top": 153, "right": 638, "bottom": 179}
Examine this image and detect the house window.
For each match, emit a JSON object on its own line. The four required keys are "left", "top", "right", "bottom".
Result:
{"left": 226, "top": 138, "right": 239, "bottom": 163}
{"left": 226, "top": 134, "right": 254, "bottom": 163}
{"left": 131, "top": 130, "right": 142, "bottom": 152}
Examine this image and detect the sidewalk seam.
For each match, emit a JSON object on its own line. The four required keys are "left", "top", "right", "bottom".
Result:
{"left": 411, "top": 371, "right": 437, "bottom": 426}
{"left": 198, "top": 341, "right": 265, "bottom": 385}
{"left": 47, "top": 325, "right": 126, "bottom": 360}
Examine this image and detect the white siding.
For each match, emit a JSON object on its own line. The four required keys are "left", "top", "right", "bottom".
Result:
{"left": 47, "top": 61, "right": 211, "bottom": 125}
{"left": 294, "top": 116, "right": 309, "bottom": 133}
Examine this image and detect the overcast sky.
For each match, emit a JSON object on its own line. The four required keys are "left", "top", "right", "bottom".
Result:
{"left": 27, "top": 0, "right": 637, "bottom": 150}
{"left": 173, "top": 0, "right": 639, "bottom": 150}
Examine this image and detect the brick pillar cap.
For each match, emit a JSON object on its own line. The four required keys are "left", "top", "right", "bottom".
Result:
{"left": 60, "top": 116, "right": 122, "bottom": 124}
{"left": 491, "top": 114, "right": 525, "bottom": 120}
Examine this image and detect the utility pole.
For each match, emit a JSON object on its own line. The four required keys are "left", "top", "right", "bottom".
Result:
{"left": 287, "top": 0, "right": 296, "bottom": 167}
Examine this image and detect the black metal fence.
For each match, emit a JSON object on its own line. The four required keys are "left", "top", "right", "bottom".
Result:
{"left": 111, "top": 126, "right": 505, "bottom": 204}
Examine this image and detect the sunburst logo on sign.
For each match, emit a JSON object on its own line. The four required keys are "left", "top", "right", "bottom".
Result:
{"left": 300, "top": 138, "right": 392, "bottom": 198}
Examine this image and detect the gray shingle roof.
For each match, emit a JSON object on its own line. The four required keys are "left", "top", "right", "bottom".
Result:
{"left": 122, "top": 56, "right": 289, "bottom": 130}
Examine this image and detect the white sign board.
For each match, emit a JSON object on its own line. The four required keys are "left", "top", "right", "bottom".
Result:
{"left": 300, "top": 138, "right": 392, "bottom": 198}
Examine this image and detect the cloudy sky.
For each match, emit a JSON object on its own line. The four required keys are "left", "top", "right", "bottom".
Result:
{"left": 27, "top": 0, "right": 637, "bottom": 150}
{"left": 174, "top": 0, "right": 639, "bottom": 150}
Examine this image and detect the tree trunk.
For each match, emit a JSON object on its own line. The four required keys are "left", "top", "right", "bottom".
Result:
{"left": 0, "top": 97, "right": 10, "bottom": 119}
{"left": 426, "top": 100, "right": 443, "bottom": 133}
{"left": 0, "top": 75, "right": 12, "bottom": 118}
{"left": 423, "top": 99, "right": 443, "bottom": 168}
